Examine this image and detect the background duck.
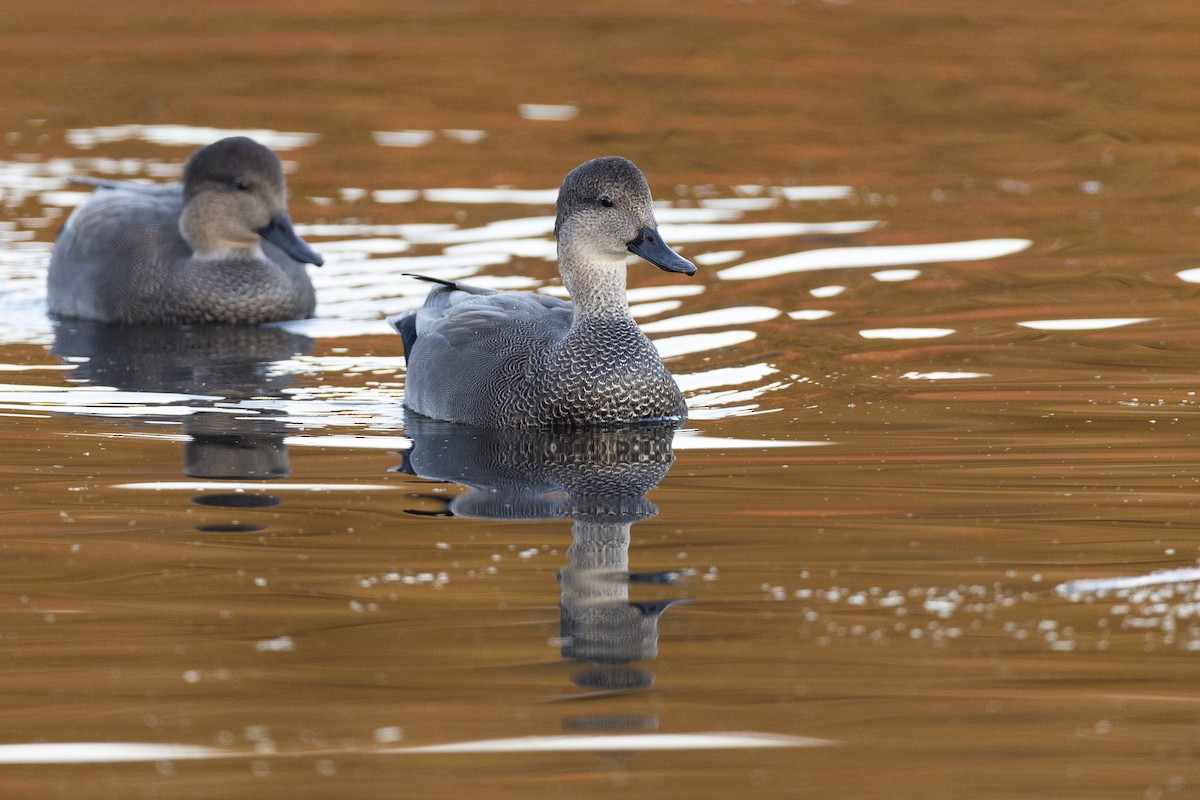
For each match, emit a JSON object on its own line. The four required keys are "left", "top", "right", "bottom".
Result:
{"left": 47, "top": 136, "right": 323, "bottom": 324}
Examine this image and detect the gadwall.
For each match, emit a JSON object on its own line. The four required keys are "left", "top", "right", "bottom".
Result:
{"left": 47, "top": 136, "right": 323, "bottom": 324}
{"left": 390, "top": 156, "right": 696, "bottom": 428}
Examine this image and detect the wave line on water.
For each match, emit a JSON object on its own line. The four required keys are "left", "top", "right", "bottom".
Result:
{"left": 1017, "top": 318, "right": 1153, "bottom": 331}
{"left": 0, "top": 730, "right": 836, "bottom": 764}
{"left": 717, "top": 238, "right": 1032, "bottom": 280}
{"left": 1057, "top": 567, "right": 1200, "bottom": 596}
{"left": 386, "top": 731, "right": 838, "bottom": 754}
{"left": 115, "top": 482, "right": 398, "bottom": 492}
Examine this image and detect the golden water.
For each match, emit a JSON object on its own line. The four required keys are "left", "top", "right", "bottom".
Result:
{"left": 1, "top": 1, "right": 1199, "bottom": 797}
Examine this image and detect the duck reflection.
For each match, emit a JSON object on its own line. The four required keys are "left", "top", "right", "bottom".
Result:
{"left": 51, "top": 320, "right": 312, "bottom": 527}
{"left": 398, "top": 415, "right": 689, "bottom": 696}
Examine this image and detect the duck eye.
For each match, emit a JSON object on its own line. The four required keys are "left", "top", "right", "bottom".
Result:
{"left": 234, "top": 178, "right": 251, "bottom": 191}
{"left": 599, "top": 196, "right": 614, "bottom": 208}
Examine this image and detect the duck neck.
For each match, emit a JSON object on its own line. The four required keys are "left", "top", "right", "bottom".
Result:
{"left": 560, "top": 252, "right": 631, "bottom": 324}
{"left": 178, "top": 199, "right": 267, "bottom": 263}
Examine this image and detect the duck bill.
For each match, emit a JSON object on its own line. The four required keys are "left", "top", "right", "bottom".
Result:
{"left": 627, "top": 226, "right": 696, "bottom": 275}
{"left": 258, "top": 213, "right": 324, "bottom": 266}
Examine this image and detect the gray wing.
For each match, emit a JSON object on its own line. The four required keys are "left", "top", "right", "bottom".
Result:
{"left": 417, "top": 289, "right": 572, "bottom": 345}
{"left": 48, "top": 184, "right": 187, "bottom": 321}
{"left": 388, "top": 276, "right": 569, "bottom": 353}
{"left": 69, "top": 177, "right": 184, "bottom": 197}
{"left": 396, "top": 280, "right": 574, "bottom": 425}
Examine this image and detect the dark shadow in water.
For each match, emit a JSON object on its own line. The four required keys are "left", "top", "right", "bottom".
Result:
{"left": 397, "top": 413, "right": 690, "bottom": 719}
{"left": 51, "top": 320, "right": 313, "bottom": 529}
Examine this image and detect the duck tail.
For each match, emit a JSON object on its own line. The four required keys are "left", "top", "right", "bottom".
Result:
{"left": 387, "top": 311, "right": 419, "bottom": 358}
{"left": 403, "top": 273, "right": 458, "bottom": 288}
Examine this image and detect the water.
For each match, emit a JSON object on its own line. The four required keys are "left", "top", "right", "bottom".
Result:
{"left": 2, "top": 1, "right": 1200, "bottom": 797}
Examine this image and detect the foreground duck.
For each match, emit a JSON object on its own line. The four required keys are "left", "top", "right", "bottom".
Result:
{"left": 391, "top": 156, "right": 696, "bottom": 428}
{"left": 48, "top": 136, "right": 323, "bottom": 324}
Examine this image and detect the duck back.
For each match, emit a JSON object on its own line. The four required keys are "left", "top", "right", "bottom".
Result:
{"left": 48, "top": 185, "right": 187, "bottom": 322}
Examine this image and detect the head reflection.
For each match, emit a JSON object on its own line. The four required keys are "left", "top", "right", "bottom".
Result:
{"left": 51, "top": 320, "right": 310, "bottom": 529}
{"left": 398, "top": 415, "right": 689, "bottom": 696}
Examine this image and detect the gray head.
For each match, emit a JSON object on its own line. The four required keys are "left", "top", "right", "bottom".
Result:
{"left": 179, "top": 137, "right": 323, "bottom": 266}
{"left": 554, "top": 156, "right": 695, "bottom": 276}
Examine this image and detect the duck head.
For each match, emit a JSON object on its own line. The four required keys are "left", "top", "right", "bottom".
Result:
{"left": 555, "top": 156, "right": 695, "bottom": 276}
{"left": 178, "top": 137, "right": 323, "bottom": 266}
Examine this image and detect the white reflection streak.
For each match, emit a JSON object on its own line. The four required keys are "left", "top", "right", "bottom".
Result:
{"left": 65, "top": 125, "right": 318, "bottom": 150}
{"left": 652, "top": 331, "right": 757, "bottom": 359}
{"left": 899, "top": 371, "right": 991, "bottom": 380}
{"left": 776, "top": 185, "right": 854, "bottom": 201}
{"left": 442, "top": 239, "right": 556, "bottom": 258}
{"left": 810, "top": 285, "right": 845, "bottom": 297}
{"left": 859, "top": 328, "right": 955, "bottom": 340}
{"left": 271, "top": 319, "right": 395, "bottom": 338}
{"left": 1017, "top": 318, "right": 1152, "bottom": 331}
{"left": 717, "top": 238, "right": 1032, "bottom": 280}
{"left": 0, "top": 363, "right": 75, "bottom": 371}
{"left": 518, "top": 103, "right": 579, "bottom": 121}
{"left": 115, "top": 482, "right": 398, "bottom": 491}
{"left": 1057, "top": 567, "right": 1200, "bottom": 596}
{"left": 407, "top": 216, "right": 556, "bottom": 245}
{"left": 675, "top": 363, "right": 779, "bottom": 392}
{"left": 629, "top": 300, "right": 683, "bottom": 318}
{"left": 270, "top": 356, "right": 408, "bottom": 374}
{"left": 0, "top": 731, "right": 836, "bottom": 764}
{"left": 39, "top": 190, "right": 92, "bottom": 207}
{"left": 626, "top": 285, "right": 706, "bottom": 302}
{"left": 388, "top": 732, "right": 836, "bottom": 753}
{"left": 314, "top": 238, "right": 411, "bottom": 255}
{"left": 660, "top": 220, "right": 876, "bottom": 244}
{"left": 872, "top": 268, "right": 921, "bottom": 281}
{"left": 0, "top": 385, "right": 218, "bottom": 404}
{"left": 0, "top": 404, "right": 206, "bottom": 417}
{"left": 372, "top": 130, "right": 435, "bottom": 147}
{"left": 699, "top": 197, "right": 779, "bottom": 211}
{"left": 672, "top": 434, "right": 828, "bottom": 450}
{"left": 628, "top": 299, "right": 686, "bottom": 319}
{"left": 0, "top": 743, "right": 225, "bottom": 764}
{"left": 295, "top": 223, "right": 456, "bottom": 237}
{"left": 640, "top": 306, "right": 780, "bottom": 334}
{"left": 372, "top": 189, "right": 420, "bottom": 203}
{"left": 686, "top": 382, "right": 789, "bottom": 412}
{"left": 653, "top": 208, "right": 742, "bottom": 223}
{"left": 286, "top": 435, "right": 413, "bottom": 450}
{"left": 441, "top": 129, "right": 487, "bottom": 144}
{"left": 423, "top": 188, "right": 559, "bottom": 205}
{"left": 693, "top": 250, "right": 744, "bottom": 266}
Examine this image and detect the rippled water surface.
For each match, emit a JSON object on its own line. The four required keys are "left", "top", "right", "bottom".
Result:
{"left": 3, "top": 1, "right": 1200, "bottom": 797}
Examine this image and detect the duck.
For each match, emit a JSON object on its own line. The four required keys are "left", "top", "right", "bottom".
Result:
{"left": 47, "top": 136, "right": 323, "bottom": 324}
{"left": 390, "top": 156, "right": 696, "bottom": 428}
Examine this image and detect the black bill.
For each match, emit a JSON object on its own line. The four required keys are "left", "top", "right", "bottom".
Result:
{"left": 627, "top": 226, "right": 696, "bottom": 275}
{"left": 258, "top": 213, "right": 324, "bottom": 266}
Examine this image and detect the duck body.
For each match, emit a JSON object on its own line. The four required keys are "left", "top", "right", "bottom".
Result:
{"left": 395, "top": 278, "right": 686, "bottom": 427}
{"left": 392, "top": 156, "right": 696, "bottom": 429}
{"left": 48, "top": 137, "right": 322, "bottom": 324}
